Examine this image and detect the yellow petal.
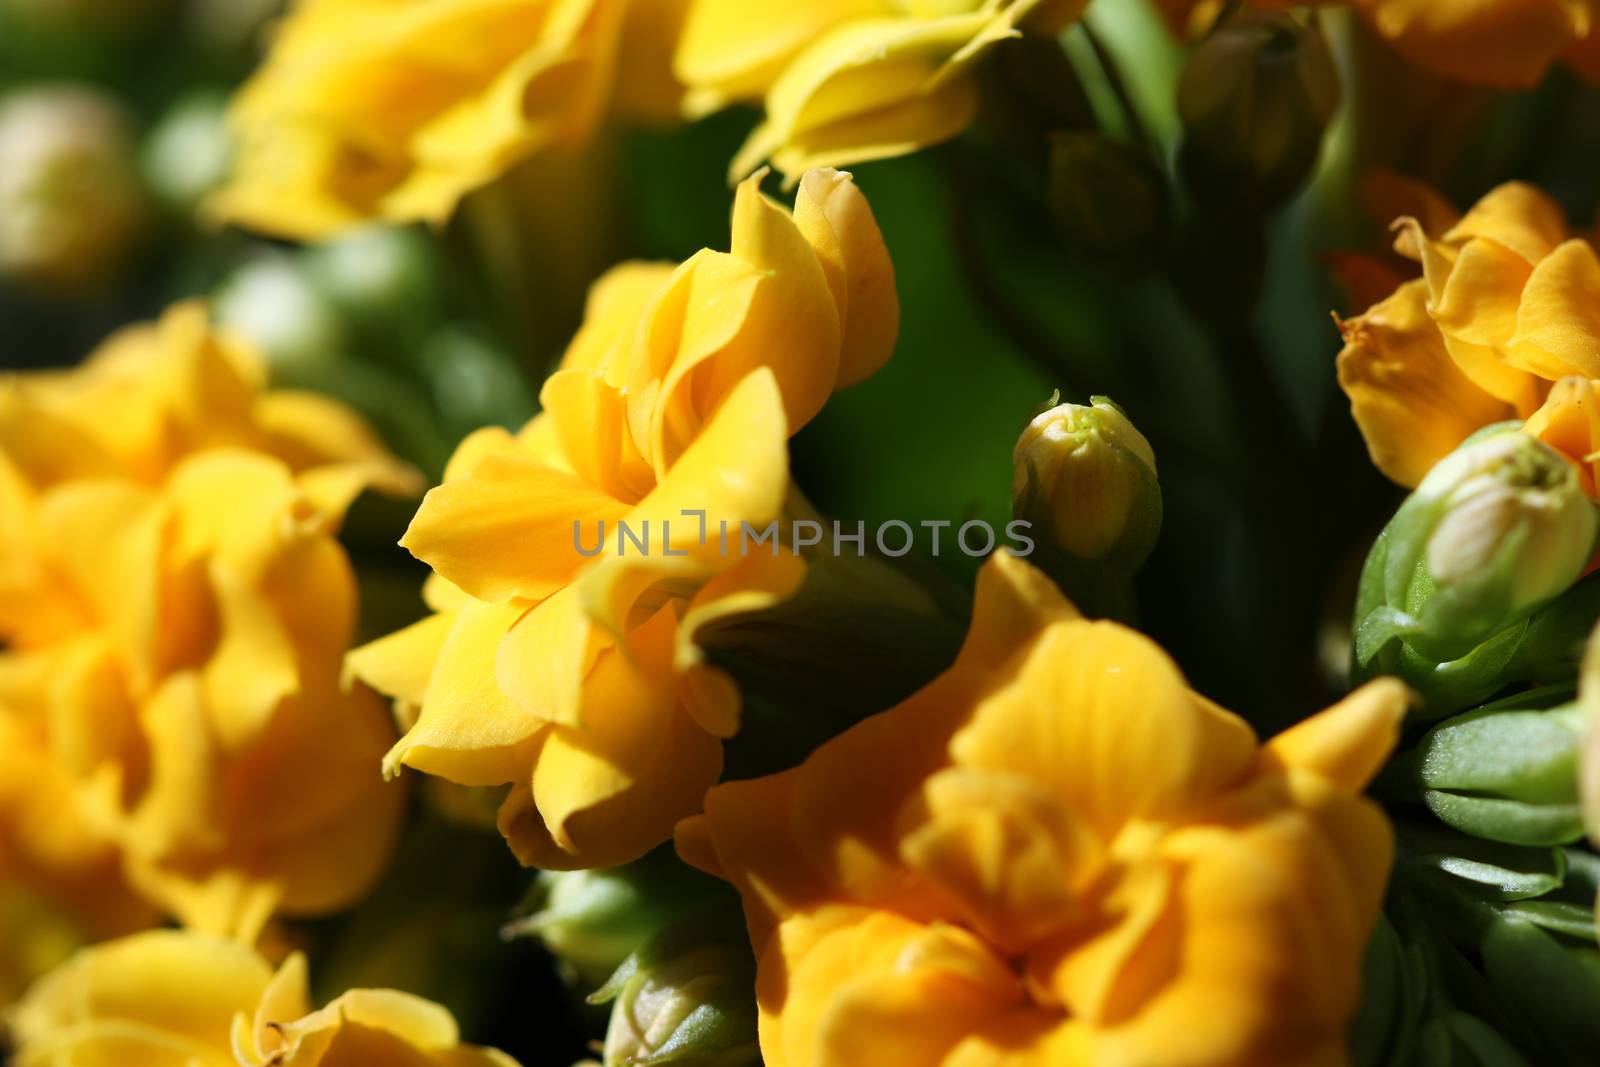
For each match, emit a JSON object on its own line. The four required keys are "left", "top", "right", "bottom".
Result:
{"left": 386, "top": 599, "right": 544, "bottom": 786}
{"left": 559, "top": 260, "right": 676, "bottom": 378}
{"left": 1263, "top": 678, "right": 1409, "bottom": 792}
{"left": 1523, "top": 376, "right": 1600, "bottom": 495}
{"left": 674, "top": 0, "right": 878, "bottom": 108}
{"left": 1442, "top": 181, "right": 1571, "bottom": 263}
{"left": 494, "top": 583, "right": 605, "bottom": 728}
{"left": 792, "top": 168, "right": 899, "bottom": 387}
{"left": 1336, "top": 279, "right": 1514, "bottom": 487}
{"left": 1353, "top": 0, "right": 1584, "bottom": 88}
{"left": 346, "top": 612, "right": 454, "bottom": 709}
{"left": 524, "top": 607, "right": 722, "bottom": 868}
{"left": 583, "top": 366, "right": 792, "bottom": 639}
{"left": 12, "top": 930, "right": 273, "bottom": 1059}
{"left": 950, "top": 618, "right": 1258, "bottom": 839}
{"left": 400, "top": 451, "right": 629, "bottom": 603}
{"left": 1508, "top": 238, "right": 1600, "bottom": 380}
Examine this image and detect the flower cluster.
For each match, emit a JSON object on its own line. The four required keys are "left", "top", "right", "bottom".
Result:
{"left": 681, "top": 550, "right": 1406, "bottom": 1066}
{"left": 1339, "top": 182, "right": 1600, "bottom": 491}
{"left": 0, "top": 303, "right": 418, "bottom": 964}
{"left": 16, "top": 1, "right": 1600, "bottom": 1065}
{"left": 9, "top": 929, "right": 520, "bottom": 1066}
{"left": 349, "top": 167, "right": 897, "bottom": 870}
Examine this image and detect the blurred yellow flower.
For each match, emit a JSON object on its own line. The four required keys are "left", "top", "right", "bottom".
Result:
{"left": 676, "top": 0, "right": 1088, "bottom": 182}
{"left": 9, "top": 929, "right": 520, "bottom": 1066}
{"left": 0, "top": 301, "right": 419, "bottom": 945}
{"left": 212, "top": 0, "right": 691, "bottom": 238}
{"left": 1338, "top": 181, "right": 1600, "bottom": 488}
{"left": 349, "top": 168, "right": 897, "bottom": 870}
{"left": 678, "top": 551, "right": 1407, "bottom": 1067}
{"left": 1162, "top": 1, "right": 1597, "bottom": 88}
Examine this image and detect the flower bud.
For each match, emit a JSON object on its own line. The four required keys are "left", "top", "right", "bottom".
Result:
{"left": 304, "top": 225, "right": 445, "bottom": 354}
{"left": 213, "top": 254, "right": 348, "bottom": 373}
{"left": 1047, "top": 131, "right": 1169, "bottom": 276}
{"left": 141, "top": 90, "right": 231, "bottom": 212}
{"left": 0, "top": 85, "right": 144, "bottom": 291}
{"left": 1417, "top": 692, "right": 1587, "bottom": 846}
{"left": 590, "top": 913, "right": 759, "bottom": 1067}
{"left": 1177, "top": 11, "right": 1340, "bottom": 206}
{"left": 504, "top": 853, "right": 718, "bottom": 989}
{"left": 1356, "top": 431, "right": 1598, "bottom": 679}
{"left": 1013, "top": 394, "right": 1161, "bottom": 571}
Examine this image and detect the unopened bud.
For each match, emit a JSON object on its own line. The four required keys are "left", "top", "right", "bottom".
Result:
{"left": 504, "top": 853, "right": 719, "bottom": 989}
{"left": 590, "top": 913, "right": 758, "bottom": 1067}
{"left": 1417, "top": 691, "right": 1586, "bottom": 846}
{"left": 213, "top": 254, "right": 347, "bottom": 373}
{"left": 1047, "top": 132, "right": 1168, "bottom": 276}
{"left": 304, "top": 226, "right": 445, "bottom": 353}
{"left": 0, "top": 86, "right": 144, "bottom": 291}
{"left": 1177, "top": 12, "right": 1340, "bottom": 206}
{"left": 1356, "top": 431, "right": 1598, "bottom": 680}
{"left": 1013, "top": 395, "right": 1161, "bottom": 569}
{"left": 141, "top": 91, "right": 231, "bottom": 212}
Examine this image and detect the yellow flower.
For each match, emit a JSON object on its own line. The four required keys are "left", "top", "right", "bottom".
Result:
{"left": 677, "top": 551, "right": 1408, "bottom": 1067}
{"left": 8, "top": 929, "right": 520, "bottom": 1066}
{"left": 1161, "top": 1, "right": 1597, "bottom": 88}
{"left": 1337, "top": 181, "right": 1600, "bottom": 488}
{"left": 0, "top": 716, "right": 155, "bottom": 1004}
{"left": 211, "top": 0, "right": 691, "bottom": 238}
{"left": 0, "top": 301, "right": 419, "bottom": 943}
{"left": 349, "top": 168, "right": 897, "bottom": 870}
{"left": 676, "top": 0, "right": 1088, "bottom": 182}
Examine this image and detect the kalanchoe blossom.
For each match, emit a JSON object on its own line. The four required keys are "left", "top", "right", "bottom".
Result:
{"left": 676, "top": 0, "right": 1089, "bottom": 183}
{"left": 678, "top": 550, "right": 1408, "bottom": 1067}
{"left": 348, "top": 168, "right": 898, "bottom": 870}
{"left": 0, "top": 302, "right": 418, "bottom": 953}
{"left": 8, "top": 930, "right": 521, "bottom": 1066}
{"left": 1339, "top": 181, "right": 1600, "bottom": 490}
{"left": 212, "top": 0, "right": 691, "bottom": 237}
{"left": 1162, "top": 0, "right": 1600, "bottom": 89}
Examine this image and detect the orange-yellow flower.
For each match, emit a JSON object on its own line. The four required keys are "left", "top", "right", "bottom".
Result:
{"left": 9, "top": 929, "right": 521, "bottom": 1066}
{"left": 349, "top": 168, "right": 897, "bottom": 870}
{"left": 678, "top": 550, "right": 1407, "bottom": 1067}
{"left": 1337, "top": 181, "right": 1600, "bottom": 488}
{"left": 212, "top": 0, "right": 691, "bottom": 238}
{"left": 676, "top": 0, "right": 1088, "bottom": 182}
{"left": 1162, "top": 1, "right": 1599, "bottom": 88}
{"left": 0, "top": 302, "right": 418, "bottom": 945}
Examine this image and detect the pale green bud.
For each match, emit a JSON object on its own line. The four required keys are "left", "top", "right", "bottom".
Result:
{"left": 304, "top": 225, "right": 445, "bottom": 354}
{"left": 141, "top": 91, "right": 231, "bottom": 212}
{"left": 213, "top": 254, "right": 347, "bottom": 373}
{"left": 1356, "top": 431, "right": 1598, "bottom": 684}
{"left": 504, "top": 854, "right": 717, "bottom": 989}
{"left": 590, "top": 914, "right": 758, "bottom": 1067}
{"left": 0, "top": 85, "right": 144, "bottom": 291}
